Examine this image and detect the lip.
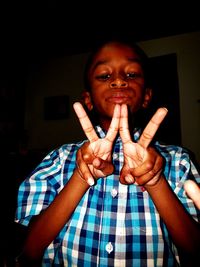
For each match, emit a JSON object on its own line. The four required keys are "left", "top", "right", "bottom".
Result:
{"left": 106, "top": 92, "right": 131, "bottom": 104}
{"left": 107, "top": 96, "right": 130, "bottom": 104}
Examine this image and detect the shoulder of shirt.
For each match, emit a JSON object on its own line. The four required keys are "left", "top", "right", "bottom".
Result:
{"left": 154, "top": 141, "right": 187, "bottom": 152}
{"left": 39, "top": 139, "right": 87, "bottom": 162}
{"left": 153, "top": 140, "right": 192, "bottom": 160}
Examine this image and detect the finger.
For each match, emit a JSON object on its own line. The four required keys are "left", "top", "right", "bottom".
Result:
{"left": 119, "top": 165, "right": 135, "bottom": 185}
{"left": 106, "top": 104, "right": 120, "bottom": 142}
{"left": 119, "top": 104, "right": 132, "bottom": 144}
{"left": 73, "top": 102, "right": 98, "bottom": 143}
{"left": 184, "top": 180, "right": 200, "bottom": 210}
{"left": 131, "top": 151, "right": 163, "bottom": 177}
{"left": 81, "top": 142, "right": 96, "bottom": 164}
{"left": 76, "top": 148, "right": 95, "bottom": 186}
{"left": 133, "top": 156, "right": 163, "bottom": 186}
{"left": 93, "top": 158, "right": 114, "bottom": 175}
{"left": 138, "top": 107, "right": 168, "bottom": 148}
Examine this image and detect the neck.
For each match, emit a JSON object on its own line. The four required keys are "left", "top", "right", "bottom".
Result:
{"left": 99, "top": 118, "right": 112, "bottom": 132}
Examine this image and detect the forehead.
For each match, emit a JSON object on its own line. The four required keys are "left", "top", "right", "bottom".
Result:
{"left": 90, "top": 42, "right": 142, "bottom": 71}
{"left": 96, "top": 42, "right": 139, "bottom": 56}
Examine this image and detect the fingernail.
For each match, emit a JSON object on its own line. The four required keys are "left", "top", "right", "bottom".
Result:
{"left": 87, "top": 177, "right": 95, "bottom": 186}
{"left": 141, "top": 186, "right": 146, "bottom": 192}
{"left": 125, "top": 174, "right": 134, "bottom": 184}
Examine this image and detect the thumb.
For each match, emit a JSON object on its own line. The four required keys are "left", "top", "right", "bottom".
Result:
{"left": 93, "top": 158, "right": 114, "bottom": 176}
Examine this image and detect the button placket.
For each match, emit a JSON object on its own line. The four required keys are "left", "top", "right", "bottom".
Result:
{"left": 112, "top": 153, "right": 118, "bottom": 160}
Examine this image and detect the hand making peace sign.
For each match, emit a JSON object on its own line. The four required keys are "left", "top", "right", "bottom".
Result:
{"left": 119, "top": 104, "right": 168, "bottom": 186}
{"left": 73, "top": 102, "right": 168, "bottom": 187}
{"left": 73, "top": 102, "right": 120, "bottom": 186}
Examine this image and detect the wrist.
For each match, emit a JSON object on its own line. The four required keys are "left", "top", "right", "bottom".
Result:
{"left": 144, "top": 174, "right": 165, "bottom": 192}
{"left": 74, "top": 168, "right": 95, "bottom": 187}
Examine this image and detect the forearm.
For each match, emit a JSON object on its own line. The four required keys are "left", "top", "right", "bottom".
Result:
{"left": 145, "top": 175, "right": 200, "bottom": 258}
{"left": 21, "top": 169, "right": 90, "bottom": 261}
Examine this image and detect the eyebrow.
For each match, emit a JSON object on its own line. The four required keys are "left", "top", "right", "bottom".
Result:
{"left": 92, "top": 57, "right": 142, "bottom": 72}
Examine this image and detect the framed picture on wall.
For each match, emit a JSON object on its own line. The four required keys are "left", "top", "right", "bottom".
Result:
{"left": 43, "top": 95, "right": 70, "bottom": 120}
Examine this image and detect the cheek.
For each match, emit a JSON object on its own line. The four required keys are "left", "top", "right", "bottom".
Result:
{"left": 90, "top": 83, "right": 107, "bottom": 99}
{"left": 90, "top": 91, "right": 104, "bottom": 111}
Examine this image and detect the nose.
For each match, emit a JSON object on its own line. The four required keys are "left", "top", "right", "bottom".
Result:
{"left": 110, "top": 78, "right": 128, "bottom": 88}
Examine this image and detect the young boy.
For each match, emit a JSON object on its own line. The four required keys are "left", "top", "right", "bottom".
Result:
{"left": 15, "top": 37, "right": 200, "bottom": 266}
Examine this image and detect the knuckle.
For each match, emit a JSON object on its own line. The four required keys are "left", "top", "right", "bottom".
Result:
{"left": 146, "top": 161, "right": 154, "bottom": 171}
{"left": 142, "top": 132, "right": 152, "bottom": 140}
{"left": 83, "top": 153, "right": 90, "bottom": 161}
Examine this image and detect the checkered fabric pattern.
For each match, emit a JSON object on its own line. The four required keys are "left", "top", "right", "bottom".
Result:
{"left": 15, "top": 126, "right": 200, "bottom": 267}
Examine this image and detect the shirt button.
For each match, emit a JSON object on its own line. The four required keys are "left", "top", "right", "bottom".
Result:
{"left": 106, "top": 242, "right": 113, "bottom": 254}
{"left": 111, "top": 188, "right": 118, "bottom": 198}
{"left": 113, "top": 153, "right": 118, "bottom": 160}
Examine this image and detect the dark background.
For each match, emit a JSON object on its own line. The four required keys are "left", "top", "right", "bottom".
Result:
{"left": 1, "top": 2, "right": 199, "bottom": 266}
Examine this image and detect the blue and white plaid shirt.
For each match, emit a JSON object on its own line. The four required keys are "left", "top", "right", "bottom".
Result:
{"left": 15, "top": 126, "right": 200, "bottom": 267}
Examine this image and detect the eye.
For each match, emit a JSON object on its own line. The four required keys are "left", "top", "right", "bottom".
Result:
{"left": 126, "top": 72, "right": 141, "bottom": 79}
{"left": 96, "top": 73, "right": 111, "bottom": 81}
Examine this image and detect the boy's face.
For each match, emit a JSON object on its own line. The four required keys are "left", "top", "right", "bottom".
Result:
{"left": 84, "top": 42, "right": 152, "bottom": 129}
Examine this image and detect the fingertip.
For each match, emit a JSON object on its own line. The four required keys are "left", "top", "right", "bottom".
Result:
{"left": 73, "top": 102, "right": 81, "bottom": 110}
{"left": 159, "top": 107, "right": 168, "bottom": 115}
{"left": 155, "top": 107, "right": 168, "bottom": 121}
{"left": 87, "top": 177, "right": 95, "bottom": 186}
{"left": 113, "top": 103, "right": 120, "bottom": 115}
{"left": 125, "top": 174, "right": 135, "bottom": 184}
{"left": 120, "top": 104, "right": 128, "bottom": 117}
{"left": 122, "top": 103, "right": 127, "bottom": 109}
{"left": 184, "top": 180, "right": 199, "bottom": 195}
{"left": 161, "top": 106, "right": 168, "bottom": 111}
{"left": 184, "top": 179, "right": 193, "bottom": 190}
{"left": 93, "top": 158, "right": 101, "bottom": 168}
{"left": 73, "top": 101, "right": 79, "bottom": 107}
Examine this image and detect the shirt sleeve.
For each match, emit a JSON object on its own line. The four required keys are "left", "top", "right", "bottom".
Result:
{"left": 15, "top": 148, "right": 63, "bottom": 226}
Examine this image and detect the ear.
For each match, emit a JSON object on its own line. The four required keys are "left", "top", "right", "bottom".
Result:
{"left": 81, "top": 91, "right": 93, "bottom": 111}
{"left": 142, "top": 88, "right": 152, "bottom": 108}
